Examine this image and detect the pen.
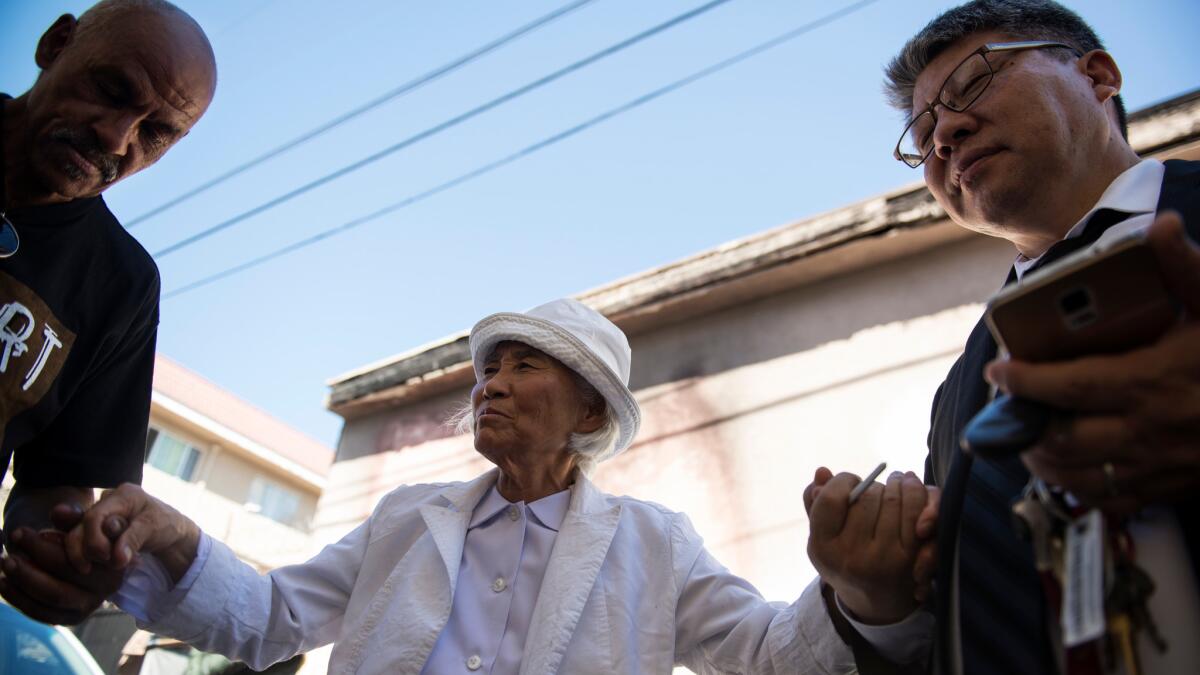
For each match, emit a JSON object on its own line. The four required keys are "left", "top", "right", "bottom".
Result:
{"left": 848, "top": 461, "right": 887, "bottom": 504}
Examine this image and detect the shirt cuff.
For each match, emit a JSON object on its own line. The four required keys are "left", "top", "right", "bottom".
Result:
{"left": 836, "top": 592, "right": 935, "bottom": 664}
{"left": 113, "top": 532, "right": 212, "bottom": 624}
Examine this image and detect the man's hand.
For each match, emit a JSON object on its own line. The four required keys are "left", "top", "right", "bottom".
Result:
{"left": 0, "top": 504, "right": 125, "bottom": 625}
{"left": 805, "top": 467, "right": 939, "bottom": 624}
{"left": 987, "top": 211, "right": 1200, "bottom": 514}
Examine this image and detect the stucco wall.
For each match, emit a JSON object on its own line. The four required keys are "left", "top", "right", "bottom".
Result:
{"left": 148, "top": 412, "right": 320, "bottom": 531}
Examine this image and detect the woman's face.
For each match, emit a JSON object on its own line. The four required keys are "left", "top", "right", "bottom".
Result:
{"left": 471, "top": 341, "right": 594, "bottom": 470}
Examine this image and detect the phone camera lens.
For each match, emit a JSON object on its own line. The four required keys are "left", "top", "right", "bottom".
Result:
{"left": 1059, "top": 287, "right": 1096, "bottom": 329}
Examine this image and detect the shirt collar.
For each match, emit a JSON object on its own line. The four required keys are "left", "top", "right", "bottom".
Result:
{"left": 1014, "top": 158, "right": 1164, "bottom": 274}
{"left": 468, "top": 484, "right": 572, "bottom": 532}
{"left": 1064, "top": 158, "right": 1163, "bottom": 235}
{"left": 527, "top": 489, "right": 570, "bottom": 532}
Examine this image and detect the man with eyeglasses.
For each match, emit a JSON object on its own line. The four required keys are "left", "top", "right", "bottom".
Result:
{"left": 806, "top": 1, "right": 1200, "bottom": 674}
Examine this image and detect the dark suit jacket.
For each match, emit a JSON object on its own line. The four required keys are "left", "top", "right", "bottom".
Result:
{"left": 924, "top": 159, "right": 1200, "bottom": 674}
{"left": 832, "top": 159, "right": 1200, "bottom": 675}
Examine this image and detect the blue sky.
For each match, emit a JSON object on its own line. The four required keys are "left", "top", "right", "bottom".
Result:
{"left": 3, "top": 0, "right": 1198, "bottom": 449}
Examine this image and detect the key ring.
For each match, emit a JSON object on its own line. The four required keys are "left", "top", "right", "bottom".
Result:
{"left": 1032, "top": 476, "right": 1074, "bottom": 523}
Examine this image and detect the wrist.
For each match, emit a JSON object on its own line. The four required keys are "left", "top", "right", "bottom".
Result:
{"left": 159, "top": 521, "right": 201, "bottom": 585}
{"left": 836, "top": 587, "right": 917, "bottom": 626}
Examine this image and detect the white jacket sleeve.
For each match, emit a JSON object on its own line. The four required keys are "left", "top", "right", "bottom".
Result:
{"left": 139, "top": 518, "right": 372, "bottom": 671}
{"left": 671, "top": 513, "right": 857, "bottom": 675}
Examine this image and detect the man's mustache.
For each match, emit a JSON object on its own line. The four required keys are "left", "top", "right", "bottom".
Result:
{"left": 49, "top": 127, "right": 120, "bottom": 183}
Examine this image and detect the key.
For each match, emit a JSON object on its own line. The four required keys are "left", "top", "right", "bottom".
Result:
{"left": 1110, "top": 526, "right": 1169, "bottom": 657}
{"left": 1120, "top": 562, "right": 1168, "bottom": 654}
{"left": 1012, "top": 494, "right": 1057, "bottom": 572}
{"left": 1106, "top": 611, "right": 1142, "bottom": 675}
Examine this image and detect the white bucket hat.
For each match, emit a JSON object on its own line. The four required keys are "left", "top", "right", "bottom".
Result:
{"left": 469, "top": 298, "right": 642, "bottom": 454}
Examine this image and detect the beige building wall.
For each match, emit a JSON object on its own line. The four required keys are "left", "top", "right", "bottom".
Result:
{"left": 148, "top": 408, "right": 321, "bottom": 532}
{"left": 314, "top": 234, "right": 1012, "bottom": 596}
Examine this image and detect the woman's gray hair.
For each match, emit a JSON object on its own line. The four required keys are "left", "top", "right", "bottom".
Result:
{"left": 448, "top": 370, "right": 621, "bottom": 476}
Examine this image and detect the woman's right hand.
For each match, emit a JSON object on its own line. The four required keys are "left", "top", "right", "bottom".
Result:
{"left": 804, "top": 467, "right": 938, "bottom": 625}
{"left": 63, "top": 483, "right": 201, "bottom": 585}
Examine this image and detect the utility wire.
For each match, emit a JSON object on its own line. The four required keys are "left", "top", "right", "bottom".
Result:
{"left": 126, "top": 0, "right": 600, "bottom": 228}
{"left": 150, "top": 0, "right": 735, "bottom": 255}
{"left": 163, "top": 0, "right": 882, "bottom": 300}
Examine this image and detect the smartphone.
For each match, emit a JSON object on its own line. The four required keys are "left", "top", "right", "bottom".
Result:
{"left": 963, "top": 233, "right": 1180, "bottom": 458}
{"left": 985, "top": 234, "right": 1178, "bottom": 362}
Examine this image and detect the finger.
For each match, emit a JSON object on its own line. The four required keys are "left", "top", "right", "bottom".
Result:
{"left": 813, "top": 466, "right": 834, "bottom": 485}
{"left": 78, "top": 485, "right": 145, "bottom": 566}
{"left": 68, "top": 513, "right": 130, "bottom": 575}
{"left": 1026, "top": 415, "right": 1138, "bottom": 468}
{"left": 49, "top": 502, "right": 85, "bottom": 532}
{"left": 7, "top": 528, "right": 78, "bottom": 582}
{"left": 808, "top": 473, "right": 860, "bottom": 540}
{"left": 63, "top": 524, "right": 90, "bottom": 576}
{"left": 899, "top": 473, "right": 927, "bottom": 551}
{"left": 1020, "top": 454, "right": 1144, "bottom": 507}
{"left": 985, "top": 355, "right": 1138, "bottom": 414}
{"left": 915, "top": 486, "right": 940, "bottom": 540}
{"left": 803, "top": 484, "right": 821, "bottom": 515}
{"left": 845, "top": 481, "right": 885, "bottom": 541}
{"left": 0, "top": 554, "right": 100, "bottom": 620}
{"left": 0, "top": 574, "right": 86, "bottom": 626}
{"left": 912, "top": 540, "right": 938, "bottom": 602}
{"left": 117, "top": 493, "right": 197, "bottom": 571}
{"left": 1147, "top": 210, "right": 1200, "bottom": 316}
{"left": 111, "top": 512, "right": 167, "bottom": 569}
{"left": 875, "top": 472, "right": 905, "bottom": 540}
{"left": 804, "top": 466, "right": 835, "bottom": 513}
{"left": 3, "top": 528, "right": 125, "bottom": 598}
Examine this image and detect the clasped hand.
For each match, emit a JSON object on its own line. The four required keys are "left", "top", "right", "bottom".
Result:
{"left": 0, "top": 484, "right": 198, "bottom": 624}
{"left": 804, "top": 467, "right": 938, "bottom": 625}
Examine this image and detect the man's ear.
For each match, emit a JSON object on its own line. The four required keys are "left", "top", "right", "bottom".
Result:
{"left": 1079, "top": 49, "right": 1122, "bottom": 104}
{"left": 35, "top": 14, "right": 78, "bottom": 70}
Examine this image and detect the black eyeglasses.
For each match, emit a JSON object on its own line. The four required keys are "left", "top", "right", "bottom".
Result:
{"left": 893, "top": 41, "right": 1082, "bottom": 168}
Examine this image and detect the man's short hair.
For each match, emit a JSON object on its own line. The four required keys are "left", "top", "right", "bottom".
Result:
{"left": 884, "top": 0, "right": 1127, "bottom": 139}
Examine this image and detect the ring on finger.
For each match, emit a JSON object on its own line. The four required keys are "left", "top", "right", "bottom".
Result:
{"left": 1102, "top": 461, "right": 1119, "bottom": 498}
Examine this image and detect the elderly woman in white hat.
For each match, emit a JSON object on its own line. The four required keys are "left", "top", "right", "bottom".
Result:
{"left": 47, "top": 299, "right": 824, "bottom": 674}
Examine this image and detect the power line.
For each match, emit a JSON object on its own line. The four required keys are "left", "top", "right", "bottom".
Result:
{"left": 126, "top": 0, "right": 600, "bottom": 228}
{"left": 163, "top": 0, "right": 883, "bottom": 300}
{"left": 150, "top": 0, "right": 735, "bottom": 257}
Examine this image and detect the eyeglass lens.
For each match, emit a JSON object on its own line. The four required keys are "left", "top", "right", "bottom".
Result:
{"left": 897, "top": 52, "right": 994, "bottom": 166}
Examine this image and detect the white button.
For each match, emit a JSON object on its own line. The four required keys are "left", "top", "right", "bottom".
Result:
{"left": 507, "top": 506, "right": 520, "bottom": 521}
{"left": 491, "top": 577, "right": 507, "bottom": 593}
{"left": 466, "top": 654, "right": 482, "bottom": 670}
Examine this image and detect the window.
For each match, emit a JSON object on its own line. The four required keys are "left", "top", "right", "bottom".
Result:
{"left": 246, "top": 477, "right": 302, "bottom": 526}
{"left": 144, "top": 427, "right": 202, "bottom": 481}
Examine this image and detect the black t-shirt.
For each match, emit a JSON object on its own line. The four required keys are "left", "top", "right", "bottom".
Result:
{"left": 0, "top": 191, "right": 160, "bottom": 488}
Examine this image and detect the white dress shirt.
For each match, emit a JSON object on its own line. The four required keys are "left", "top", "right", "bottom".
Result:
{"left": 421, "top": 485, "right": 570, "bottom": 675}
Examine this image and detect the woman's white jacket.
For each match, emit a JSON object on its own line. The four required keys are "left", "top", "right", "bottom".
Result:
{"left": 141, "top": 469, "right": 851, "bottom": 674}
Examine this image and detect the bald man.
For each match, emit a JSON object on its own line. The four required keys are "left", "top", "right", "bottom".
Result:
{"left": 0, "top": 0, "right": 216, "bottom": 624}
